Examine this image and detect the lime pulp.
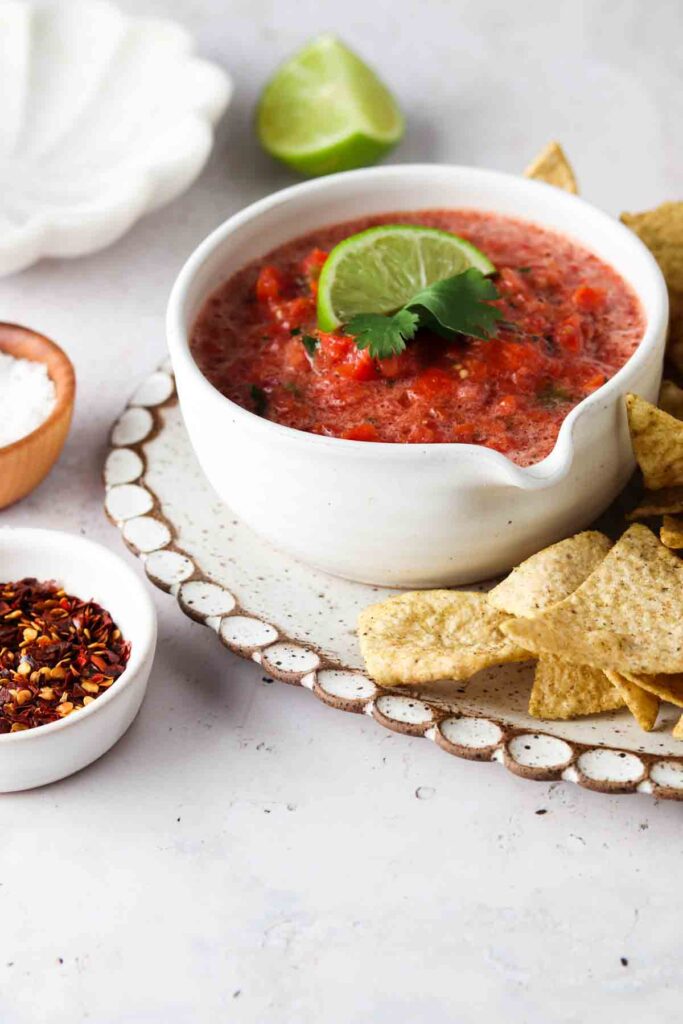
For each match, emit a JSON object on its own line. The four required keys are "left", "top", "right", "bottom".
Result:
{"left": 316, "top": 225, "right": 495, "bottom": 330}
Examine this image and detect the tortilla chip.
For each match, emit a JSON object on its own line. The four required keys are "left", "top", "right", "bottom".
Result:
{"left": 605, "top": 671, "right": 659, "bottom": 731}
{"left": 622, "top": 670, "right": 683, "bottom": 709}
{"left": 529, "top": 656, "right": 624, "bottom": 720}
{"left": 659, "top": 380, "right": 683, "bottom": 420}
{"left": 501, "top": 525, "right": 683, "bottom": 676}
{"left": 621, "top": 202, "right": 683, "bottom": 294}
{"left": 357, "top": 590, "right": 529, "bottom": 687}
{"left": 667, "top": 291, "right": 683, "bottom": 374}
{"left": 524, "top": 141, "right": 578, "bottom": 194}
{"left": 628, "top": 484, "right": 683, "bottom": 519}
{"left": 625, "top": 393, "right": 683, "bottom": 490}
{"left": 673, "top": 714, "right": 683, "bottom": 739}
{"left": 621, "top": 203, "right": 683, "bottom": 373}
{"left": 488, "top": 531, "right": 611, "bottom": 618}
{"left": 661, "top": 515, "right": 683, "bottom": 549}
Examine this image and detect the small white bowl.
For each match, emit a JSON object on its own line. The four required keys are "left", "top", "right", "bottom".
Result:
{"left": 0, "top": 0, "right": 231, "bottom": 277}
{"left": 167, "top": 165, "right": 669, "bottom": 587}
{"left": 0, "top": 528, "right": 156, "bottom": 791}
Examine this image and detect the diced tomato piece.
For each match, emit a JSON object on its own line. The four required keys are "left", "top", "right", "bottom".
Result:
{"left": 410, "top": 367, "right": 454, "bottom": 398}
{"left": 269, "top": 296, "right": 315, "bottom": 331}
{"left": 582, "top": 371, "right": 606, "bottom": 392}
{"left": 256, "top": 265, "right": 284, "bottom": 302}
{"left": 451, "top": 422, "right": 476, "bottom": 442}
{"left": 315, "top": 332, "right": 353, "bottom": 364}
{"left": 554, "top": 314, "right": 584, "bottom": 354}
{"left": 336, "top": 347, "right": 378, "bottom": 381}
{"left": 315, "top": 333, "right": 379, "bottom": 381}
{"left": 300, "top": 249, "right": 329, "bottom": 298}
{"left": 283, "top": 338, "right": 311, "bottom": 373}
{"left": 494, "top": 394, "right": 519, "bottom": 416}
{"left": 301, "top": 248, "right": 328, "bottom": 279}
{"left": 377, "top": 350, "right": 418, "bottom": 379}
{"left": 498, "top": 342, "right": 529, "bottom": 372}
{"left": 573, "top": 284, "right": 606, "bottom": 312}
{"left": 341, "top": 423, "right": 379, "bottom": 442}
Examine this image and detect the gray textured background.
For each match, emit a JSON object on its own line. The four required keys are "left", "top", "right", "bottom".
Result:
{"left": 1, "top": 1, "right": 681, "bottom": 1021}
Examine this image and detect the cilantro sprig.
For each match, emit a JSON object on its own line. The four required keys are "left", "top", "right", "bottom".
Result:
{"left": 345, "top": 268, "right": 502, "bottom": 360}
{"left": 349, "top": 309, "right": 419, "bottom": 358}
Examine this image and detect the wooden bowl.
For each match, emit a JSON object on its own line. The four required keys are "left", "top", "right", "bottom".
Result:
{"left": 0, "top": 323, "right": 75, "bottom": 510}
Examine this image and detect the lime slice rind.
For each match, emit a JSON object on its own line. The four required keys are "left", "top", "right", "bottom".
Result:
{"left": 317, "top": 225, "right": 495, "bottom": 331}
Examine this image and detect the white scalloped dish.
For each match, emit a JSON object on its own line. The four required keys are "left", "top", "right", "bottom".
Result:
{"left": 104, "top": 364, "right": 683, "bottom": 801}
{"left": 0, "top": 0, "right": 231, "bottom": 276}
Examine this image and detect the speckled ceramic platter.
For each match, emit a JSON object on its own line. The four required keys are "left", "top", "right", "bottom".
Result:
{"left": 104, "top": 365, "right": 683, "bottom": 800}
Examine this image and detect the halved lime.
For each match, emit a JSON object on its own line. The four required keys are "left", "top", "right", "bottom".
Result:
{"left": 257, "top": 35, "right": 404, "bottom": 177}
{"left": 317, "top": 225, "right": 495, "bottom": 330}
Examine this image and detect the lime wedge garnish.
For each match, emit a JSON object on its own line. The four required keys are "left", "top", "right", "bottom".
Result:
{"left": 316, "top": 225, "right": 496, "bottom": 330}
{"left": 257, "top": 34, "right": 404, "bottom": 177}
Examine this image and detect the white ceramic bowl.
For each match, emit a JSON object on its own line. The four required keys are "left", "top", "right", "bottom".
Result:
{"left": 0, "top": 528, "right": 156, "bottom": 791}
{"left": 0, "top": 0, "right": 231, "bottom": 277}
{"left": 167, "top": 165, "right": 669, "bottom": 587}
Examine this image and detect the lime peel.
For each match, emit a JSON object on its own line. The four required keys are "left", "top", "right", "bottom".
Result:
{"left": 257, "top": 35, "right": 404, "bottom": 177}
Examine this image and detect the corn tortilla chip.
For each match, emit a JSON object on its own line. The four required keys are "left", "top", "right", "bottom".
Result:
{"left": 605, "top": 671, "right": 659, "bottom": 732}
{"left": 667, "top": 292, "right": 683, "bottom": 375}
{"left": 659, "top": 380, "right": 683, "bottom": 420}
{"left": 673, "top": 714, "right": 683, "bottom": 740}
{"left": 501, "top": 525, "right": 683, "bottom": 676}
{"left": 625, "top": 393, "right": 683, "bottom": 490}
{"left": 621, "top": 203, "right": 683, "bottom": 373}
{"left": 357, "top": 591, "right": 529, "bottom": 687}
{"left": 529, "top": 657, "right": 624, "bottom": 720}
{"left": 622, "top": 669, "right": 683, "bottom": 708}
{"left": 661, "top": 515, "right": 683, "bottom": 549}
{"left": 628, "top": 484, "right": 683, "bottom": 520}
{"left": 524, "top": 141, "right": 578, "bottom": 194}
{"left": 621, "top": 202, "right": 683, "bottom": 294}
{"left": 489, "top": 531, "right": 611, "bottom": 618}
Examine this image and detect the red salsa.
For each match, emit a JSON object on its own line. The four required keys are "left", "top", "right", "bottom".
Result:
{"left": 190, "top": 210, "right": 644, "bottom": 465}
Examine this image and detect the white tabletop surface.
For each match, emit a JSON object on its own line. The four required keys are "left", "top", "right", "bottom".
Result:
{"left": 1, "top": 1, "right": 682, "bottom": 1020}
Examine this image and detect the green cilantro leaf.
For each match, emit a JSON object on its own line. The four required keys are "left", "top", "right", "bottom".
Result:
{"left": 536, "top": 383, "right": 576, "bottom": 408}
{"left": 343, "top": 268, "right": 501, "bottom": 359}
{"left": 302, "top": 334, "right": 319, "bottom": 357}
{"left": 407, "top": 268, "right": 503, "bottom": 341}
{"left": 346, "top": 308, "right": 419, "bottom": 359}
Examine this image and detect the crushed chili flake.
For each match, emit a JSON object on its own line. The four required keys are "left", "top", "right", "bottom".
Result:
{"left": 0, "top": 579, "right": 131, "bottom": 733}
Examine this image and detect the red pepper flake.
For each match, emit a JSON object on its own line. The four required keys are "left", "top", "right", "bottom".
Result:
{"left": 0, "top": 579, "right": 131, "bottom": 733}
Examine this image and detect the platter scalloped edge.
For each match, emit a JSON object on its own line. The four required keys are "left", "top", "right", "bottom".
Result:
{"left": 104, "top": 364, "right": 683, "bottom": 801}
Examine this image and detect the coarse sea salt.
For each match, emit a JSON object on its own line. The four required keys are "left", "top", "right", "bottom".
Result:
{"left": 0, "top": 351, "right": 57, "bottom": 448}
